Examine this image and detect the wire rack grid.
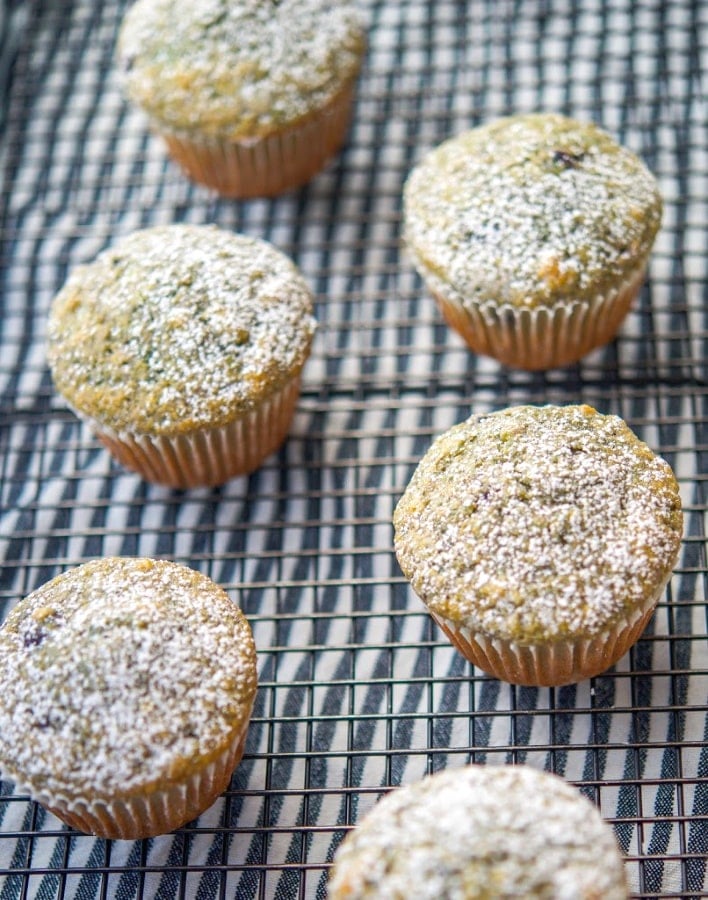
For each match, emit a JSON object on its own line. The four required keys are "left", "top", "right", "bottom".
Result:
{"left": 0, "top": 1, "right": 706, "bottom": 898}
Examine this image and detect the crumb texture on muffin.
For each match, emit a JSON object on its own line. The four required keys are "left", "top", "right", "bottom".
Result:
{"left": 393, "top": 405, "right": 683, "bottom": 644}
{"left": 0, "top": 558, "right": 257, "bottom": 803}
{"left": 404, "top": 113, "right": 662, "bottom": 310}
{"left": 118, "top": 0, "right": 366, "bottom": 140}
{"left": 328, "top": 764, "right": 628, "bottom": 899}
{"left": 47, "top": 224, "right": 316, "bottom": 435}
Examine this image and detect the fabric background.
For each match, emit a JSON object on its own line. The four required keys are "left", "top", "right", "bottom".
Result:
{"left": 0, "top": 1, "right": 706, "bottom": 898}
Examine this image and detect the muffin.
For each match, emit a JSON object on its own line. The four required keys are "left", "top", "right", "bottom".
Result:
{"left": 47, "top": 224, "right": 317, "bottom": 488}
{"left": 117, "top": 0, "right": 366, "bottom": 197}
{"left": 403, "top": 113, "right": 663, "bottom": 370}
{"left": 328, "top": 764, "right": 629, "bottom": 899}
{"left": 393, "top": 405, "right": 683, "bottom": 686}
{"left": 0, "top": 557, "right": 258, "bottom": 840}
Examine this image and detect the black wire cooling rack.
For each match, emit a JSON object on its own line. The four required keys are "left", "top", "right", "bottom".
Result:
{"left": 1, "top": 1, "right": 706, "bottom": 898}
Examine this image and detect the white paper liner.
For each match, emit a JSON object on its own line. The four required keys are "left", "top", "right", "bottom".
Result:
{"left": 10, "top": 722, "right": 250, "bottom": 841}
{"left": 74, "top": 376, "right": 303, "bottom": 489}
{"left": 429, "top": 576, "right": 670, "bottom": 687}
{"left": 415, "top": 261, "right": 649, "bottom": 370}
{"left": 160, "top": 81, "right": 356, "bottom": 198}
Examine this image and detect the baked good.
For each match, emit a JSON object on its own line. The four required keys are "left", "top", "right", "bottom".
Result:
{"left": 0, "top": 557, "right": 258, "bottom": 839}
{"left": 403, "top": 113, "right": 663, "bottom": 370}
{"left": 47, "top": 223, "right": 317, "bottom": 488}
{"left": 328, "top": 764, "right": 629, "bottom": 899}
{"left": 117, "top": 0, "right": 366, "bottom": 197}
{"left": 393, "top": 405, "right": 683, "bottom": 686}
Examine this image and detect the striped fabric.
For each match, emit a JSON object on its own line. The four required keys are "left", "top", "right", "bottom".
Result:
{"left": 0, "top": 1, "right": 706, "bottom": 898}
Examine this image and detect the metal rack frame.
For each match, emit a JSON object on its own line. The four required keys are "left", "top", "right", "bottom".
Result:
{"left": 1, "top": 1, "right": 706, "bottom": 898}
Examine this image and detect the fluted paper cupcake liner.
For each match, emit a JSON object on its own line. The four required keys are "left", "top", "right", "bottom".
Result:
{"left": 160, "top": 81, "right": 356, "bottom": 198}
{"left": 417, "top": 263, "right": 648, "bottom": 371}
{"left": 429, "top": 578, "right": 669, "bottom": 687}
{"left": 76, "top": 376, "right": 303, "bottom": 489}
{"left": 11, "top": 723, "right": 250, "bottom": 841}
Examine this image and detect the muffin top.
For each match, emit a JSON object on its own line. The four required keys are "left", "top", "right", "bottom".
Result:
{"left": 118, "top": 0, "right": 366, "bottom": 140}
{"left": 328, "top": 764, "right": 628, "bottom": 899}
{"left": 0, "top": 558, "right": 257, "bottom": 803}
{"left": 403, "top": 113, "right": 662, "bottom": 310}
{"left": 47, "top": 224, "right": 316, "bottom": 435}
{"left": 394, "top": 405, "right": 682, "bottom": 643}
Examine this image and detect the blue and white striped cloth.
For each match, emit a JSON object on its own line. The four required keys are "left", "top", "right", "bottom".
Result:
{"left": 0, "top": 1, "right": 706, "bottom": 897}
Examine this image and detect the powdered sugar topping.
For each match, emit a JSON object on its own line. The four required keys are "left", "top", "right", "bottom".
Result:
{"left": 118, "top": 0, "right": 366, "bottom": 139}
{"left": 328, "top": 764, "right": 628, "bottom": 899}
{"left": 47, "top": 224, "right": 316, "bottom": 435}
{"left": 404, "top": 114, "right": 662, "bottom": 310}
{"left": 393, "top": 405, "right": 682, "bottom": 642}
{"left": 0, "top": 558, "right": 257, "bottom": 801}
